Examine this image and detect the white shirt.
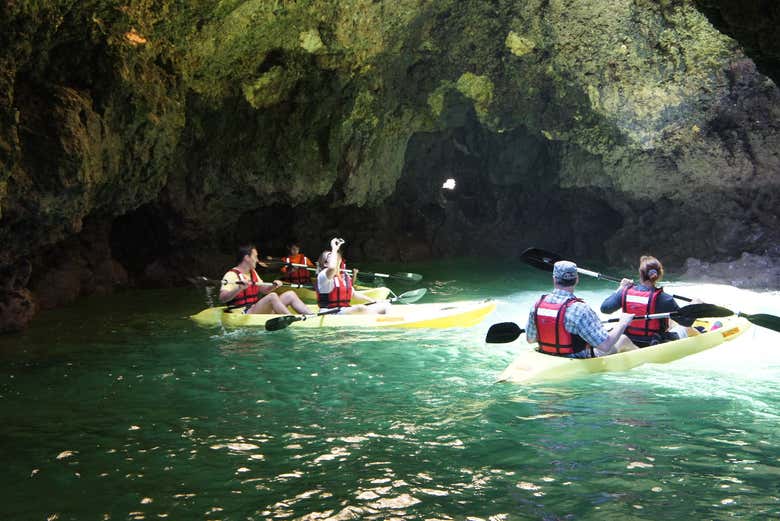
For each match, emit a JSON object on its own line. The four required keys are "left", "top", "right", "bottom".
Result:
{"left": 316, "top": 270, "right": 338, "bottom": 293}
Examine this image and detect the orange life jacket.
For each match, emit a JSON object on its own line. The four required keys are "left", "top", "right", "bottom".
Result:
{"left": 317, "top": 272, "right": 353, "bottom": 309}
{"left": 621, "top": 285, "right": 667, "bottom": 338}
{"left": 533, "top": 295, "right": 589, "bottom": 356}
{"left": 281, "top": 253, "right": 313, "bottom": 284}
{"left": 227, "top": 268, "right": 260, "bottom": 309}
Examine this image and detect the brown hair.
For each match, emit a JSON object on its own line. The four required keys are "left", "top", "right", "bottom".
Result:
{"left": 236, "top": 244, "right": 257, "bottom": 265}
{"left": 638, "top": 255, "right": 664, "bottom": 285}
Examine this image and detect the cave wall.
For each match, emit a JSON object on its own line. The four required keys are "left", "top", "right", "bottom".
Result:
{"left": 1, "top": 0, "right": 779, "bottom": 331}
{"left": 695, "top": 0, "right": 780, "bottom": 84}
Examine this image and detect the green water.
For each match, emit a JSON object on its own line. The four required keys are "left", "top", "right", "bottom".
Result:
{"left": 2, "top": 259, "right": 779, "bottom": 520}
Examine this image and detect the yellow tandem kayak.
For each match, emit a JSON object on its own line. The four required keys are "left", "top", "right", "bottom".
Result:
{"left": 192, "top": 300, "right": 496, "bottom": 330}
{"left": 498, "top": 316, "right": 751, "bottom": 384}
{"left": 191, "top": 286, "right": 392, "bottom": 327}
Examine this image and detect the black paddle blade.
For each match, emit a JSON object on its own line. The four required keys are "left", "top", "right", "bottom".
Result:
{"left": 677, "top": 303, "right": 734, "bottom": 319}
{"left": 265, "top": 315, "right": 301, "bottom": 332}
{"left": 740, "top": 312, "right": 780, "bottom": 333}
{"left": 520, "top": 248, "right": 562, "bottom": 272}
{"left": 485, "top": 322, "right": 525, "bottom": 344}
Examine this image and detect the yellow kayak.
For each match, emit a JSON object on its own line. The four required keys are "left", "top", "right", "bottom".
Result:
{"left": 498, "top": 316, "right": 751, "bottom": 384}
{"left": 192, "top": 300, "right": 496, "bottom": 329}
{"left": 192, "top": 286, "right": 392, "bottom": 327}
{"left": 273, "top": 285, "right": 391, "bottom": 304}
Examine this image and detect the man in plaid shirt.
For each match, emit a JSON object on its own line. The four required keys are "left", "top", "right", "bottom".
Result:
{"left": 526, "top": 260, "right": 637, "bottom": 358}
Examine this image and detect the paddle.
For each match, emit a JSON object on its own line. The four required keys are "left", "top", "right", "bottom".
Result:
{"left": 264, "top": 288, "right": 428, "bottom": 332}
{"left": 520, "top": 247, "right": 693, "bottom": 302}
{"left": 186, "top": 276, "right": 310, "bottom": 289}
{"left": 730, "top": 310, "right": 780, "bottom": 332}
{"left": 612, "top": 303, "right": 780, "bottom": 333}
{"left": 602, "top": 303, "right": 733, "bottom": 323}
{"left": 485, "top": 322, "right": 526, "bottom": 344}
{"left": 485, "top": 304, "right": 735, "bottom": 344}
{"left": 265, "top": 257, "right": 423, "bottom": 283}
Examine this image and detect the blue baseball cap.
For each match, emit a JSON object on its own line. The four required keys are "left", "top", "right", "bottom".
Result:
{"left": 553, "top": 260, "right": 578, "bottom": 282}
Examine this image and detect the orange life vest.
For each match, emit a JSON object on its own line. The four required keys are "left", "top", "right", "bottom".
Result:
{"left": 227, "top": 268, "right": 260, "bottom": 309}
{"left": 281, "top": 253, "right": 313, "bottom": 284}
{"left": 533, "top": 295, "right": 589, "bottom": 356}
{"left": 621, "top": 285, "right": 667, "bottom": 339}
{"left": 317, "top": 272, "right": 353, "bottom": 309}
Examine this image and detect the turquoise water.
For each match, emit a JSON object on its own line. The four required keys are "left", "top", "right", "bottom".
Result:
{"left": 1, "top": 259, "right": 779, "bottom": 520}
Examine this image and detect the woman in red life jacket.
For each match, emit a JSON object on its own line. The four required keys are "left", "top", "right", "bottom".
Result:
{"left": 219, "top": 245, "right": 312, "bottom": 315}
{"left": 316, "top": 237, "right": 389, "bottom": 314}
{"left": 600, "top": 255, "right": 701, "bottom": 347}
{"left": 526, "top": 260, "right": 637, "bottom": 358}
{"left": 280, "top": 242, "right": 315, "bottom": 285}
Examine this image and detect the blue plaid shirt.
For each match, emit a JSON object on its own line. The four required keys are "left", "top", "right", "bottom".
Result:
{"left": 526, "top": 288, "right": 609, "bottom": 355}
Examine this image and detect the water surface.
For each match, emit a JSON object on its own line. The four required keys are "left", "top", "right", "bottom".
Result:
{"left": 1, "top": 259, "right": 779, "bottom": 520}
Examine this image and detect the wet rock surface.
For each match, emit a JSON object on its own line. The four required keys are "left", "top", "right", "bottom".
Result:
{"left": 1, "top": 1, "right": 779, "bottom": 329}
{"left": 681, "top": 252, "right": 780, "bottom": 290}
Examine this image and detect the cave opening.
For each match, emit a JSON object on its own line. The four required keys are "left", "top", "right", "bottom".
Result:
{"left": 391, "top": 115, "right": 624, "bottom": 261}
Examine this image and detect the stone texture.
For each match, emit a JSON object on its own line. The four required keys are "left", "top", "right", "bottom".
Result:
{"left": 1, "top": 0, "right": 779, "bottom": 330}
{"left": 695, "top": 0, "right": 780, "bottom": 84}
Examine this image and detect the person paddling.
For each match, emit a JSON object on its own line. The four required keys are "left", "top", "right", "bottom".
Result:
{"left": 600, "top": 256, "right": 700, "bottom": 347}
{"left": 316, "top": 237, "right": 389, "bottom": 314}
{"left": 526, "top": 260, "right": 637, "bottom": 358}
{"left": 280, "top": 242, "right": 315, "bottom": 285}
{"left": 220, "top": 245, "right": 312, "bottom": 315}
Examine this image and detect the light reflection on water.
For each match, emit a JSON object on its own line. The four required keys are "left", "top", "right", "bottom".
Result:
{"left": 0, "top": 262, "right": 778, "bottom": 519}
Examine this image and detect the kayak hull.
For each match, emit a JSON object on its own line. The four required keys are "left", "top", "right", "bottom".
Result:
{"left": 191, "top": 286, "right": 392, "bottom": 327}
{"left": 193, "top": 300, "right": 496, "bottom": 329}
{"left": 498, "top": 317, "right": 751, "bottom": 384}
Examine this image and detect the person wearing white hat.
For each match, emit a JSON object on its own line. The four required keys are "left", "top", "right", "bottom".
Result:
{"left": 525, "top": 260, "right": 637, "bottom": 358}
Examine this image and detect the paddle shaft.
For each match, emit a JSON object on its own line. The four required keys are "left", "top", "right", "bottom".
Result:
{"left": 200, "top": 277, "right": 310, "bottom": 289}
{"left": 523, "top": 248, "right": 693, "bottom": 302}
{"left": 264, "top": 288, "right": 427, "bottom": 331}
{"left": 603, "top": 311, "right": 676, "bottom": 323}
{"left": 268, "top": 258, "right": 411, "bottom": 281}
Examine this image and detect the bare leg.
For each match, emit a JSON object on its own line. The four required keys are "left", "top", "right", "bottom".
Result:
{"left": 278, "top": 291, "right": 312, "bottom": 314}
{"left": 338, "top": 301, "right": 390, "bottom": 315}
{"left": 614, "top": 335, "right": 638, "bottom": 353}
{"left": 247, "top": 293, "right": 289, "bottom": 314}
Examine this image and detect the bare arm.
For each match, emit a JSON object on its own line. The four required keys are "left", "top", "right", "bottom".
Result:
{"left": 595, "top": 313, "right": 634, "bottom": 353}
{"left": 324, "top": 238, "right": 344, "bottom": 279}
{"left": 219, "top": 271, "right": 244, "bottom": 303}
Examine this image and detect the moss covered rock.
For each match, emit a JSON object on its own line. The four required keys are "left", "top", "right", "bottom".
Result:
{"left": 1, "top": 0, "right": 779, "bottom": 329}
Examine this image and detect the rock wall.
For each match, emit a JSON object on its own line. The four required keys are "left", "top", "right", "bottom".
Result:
{"left": 695, "top": 0, "right": 780, "bottom": 84}
{"left": 1, "top": 0, "right": 779, "bottom": 331}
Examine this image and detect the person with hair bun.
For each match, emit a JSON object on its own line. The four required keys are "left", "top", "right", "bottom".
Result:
{"left": 600, "top": 255, "right": 699, "bottom": 347}
{"left": 526, "top": 260, "right": 637, "bottom": 358}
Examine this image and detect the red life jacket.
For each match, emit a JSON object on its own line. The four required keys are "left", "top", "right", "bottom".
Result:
{"left": 281, "top": 253, "right": 312, "bottom": 284}
{"left": 227, "top": 268, "right": 260, "bottom": 309}
{"left": 621, "top": 285, "right": 667, "bottom": 338}
{"left": 533, "top": 295, "right": 589, "bottom": 356}
{"left": 317, "top": 272, "right": 353, "bottom": 309}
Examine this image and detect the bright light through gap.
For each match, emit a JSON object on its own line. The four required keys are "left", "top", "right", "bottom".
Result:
{"left": 442, "top": 178, "right": 456, "bottom": 190}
